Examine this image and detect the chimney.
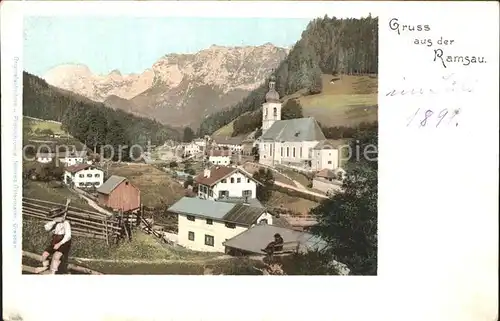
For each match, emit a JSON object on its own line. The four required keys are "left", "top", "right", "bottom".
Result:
{"left": 204, "top": 168, "right": 211, "bottom": 178}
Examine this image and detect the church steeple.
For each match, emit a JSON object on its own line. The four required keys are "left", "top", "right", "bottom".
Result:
{"left": 262, "top": 74, "right": 282, "bottom": 134}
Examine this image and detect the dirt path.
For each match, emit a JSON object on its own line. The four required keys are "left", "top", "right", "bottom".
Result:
{"left": 70, "top": 187, "right": 113, "bottom": 216}
{"left": 71, "top": 255, "right": 234, "bottom": 264}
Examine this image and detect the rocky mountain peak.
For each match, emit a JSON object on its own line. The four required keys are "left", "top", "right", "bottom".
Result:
{"left": 42, "top": 43, "right": 288, "bottom": 129}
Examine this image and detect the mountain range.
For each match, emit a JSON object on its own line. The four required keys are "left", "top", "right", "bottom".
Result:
{"left": 43, "top": 43, "right": 288, "bottom": 129}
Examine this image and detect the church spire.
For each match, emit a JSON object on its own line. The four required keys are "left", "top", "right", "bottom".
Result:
{"left": 265, "top": 74, "right": 279, "bottom": 103}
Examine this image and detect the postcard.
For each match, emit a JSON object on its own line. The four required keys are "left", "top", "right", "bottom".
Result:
{"left": 1, "top": 1, "right": 498, "bottom": 321}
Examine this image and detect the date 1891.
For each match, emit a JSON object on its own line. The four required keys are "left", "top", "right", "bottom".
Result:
{"left": 407, "top": 108, "right": 461, "bottom": 127}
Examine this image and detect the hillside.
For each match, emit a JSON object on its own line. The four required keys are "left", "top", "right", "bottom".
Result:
{"left": 200, "top": 15, "right": 378, "bottom": 137}
{"left": 43, "top": 44, "right": 288, "bottom": 129}
{"left": 23, "top": 72, "right": 181, "bottom": 153}
{"left": 213, "top": 74, "right": 377, "bottom": 137}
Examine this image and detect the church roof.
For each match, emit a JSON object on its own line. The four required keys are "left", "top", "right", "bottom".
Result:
{"left": 260, "top": 117, "right": 326, "bottom": 142}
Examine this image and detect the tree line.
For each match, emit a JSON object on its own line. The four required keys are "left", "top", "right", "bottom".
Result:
{"left": 23, "top": 72, "right": 181, "bottom": 158}
{"left": 198, "top": 14, "right": 378, "bottom": 137}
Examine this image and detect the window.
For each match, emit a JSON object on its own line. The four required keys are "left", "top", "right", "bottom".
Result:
{"left": 286, "top": 147, "right": 289, "bottom": 157}
{"left": 206, "top": 219, "right": 213, "bottom": 225}
{"left": 95, "top": 174, "right": 100, "bottom": 177}
{"left": 209, "top": 189, "right": 213, "bottom": 197}
{"left": 79, "top": 174, "right": 84, "bottom": 178}
{"left": 225, "top": 223, "right": 236, "bottom": 229}
{"left": 187, "top": 215, "right": 195, "bottom": 221}
{"left": 205, "top": 235, "right": 215, "bottom": 247}
{"left": 230, "top": 178, "right": 235, "bottom": 183}
{"left": 300, "top": 147, "right": 302, "bottom": 158}
{"left": 273, "top": 107, "right": 277, "bottom": 117}
{"left": 79, "top": 182, "right": 84, "bottom": 186}
{"left": 221, "top": 179, "right": 227, "bottom": 183}
{"left": 281, "top": 147, "right": 284, "bottom": 157}
{"left": 242, "top": 190, "right": 252, "bottom": 198}
{"left": 259, "top": 219, "right": 268, "bottom": 225}
{"left": 293, "top": 148, "right": 296, "bottom": 157}
{"left": 270, "top": 146, "right": 273, "bottom": 156}
{"left": 94, "top": 182, "right": 100, "bottom": 186}
{"left": 218, "top": 190, "right": 229, "bottom": 198}
{"left": 188, "top": 231, "right": 195, "bottom": 241}
{"left": 87, "top": 174, "right": 92, "bottom": 177}
{"left": 125, "top": 182, "right": 129, "bottom": 185}
{"left": 328, "top": 161, "right": 332, "bottom": 164}
{"left": 247, "top": 178, "right": 250, "bottom": 183}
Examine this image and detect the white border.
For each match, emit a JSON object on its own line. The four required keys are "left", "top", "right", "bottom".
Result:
{"left": 2, "top": 2, "right": 499, "bottom": 321}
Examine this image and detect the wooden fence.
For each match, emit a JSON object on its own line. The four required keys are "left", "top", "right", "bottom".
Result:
{"left": 22, "top": 197, "right": 121, "bottom": 244}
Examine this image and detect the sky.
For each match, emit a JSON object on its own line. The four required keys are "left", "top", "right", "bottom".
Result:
{"left": 24, "top": 16, "right": 311, "bottom": 76}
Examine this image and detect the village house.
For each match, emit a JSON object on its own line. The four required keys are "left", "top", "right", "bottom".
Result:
{"left": 61, "top": 150, "right": 87, "bottom": 166}
{"left": 195, "top": 165, "right": 260, "bottom": 200}
{"left": 35, "top": 152, "right": 55, "bottom": 164}
{"left": 183, "top": 142, "right": 202, "bottom": 157}
{"left": 97, "top": 175, "right": 141, "bottom": 212}
{"left": 168, "top": 197, "right": 275, "bottom": 252}
{"left": 193, "top": 138, "right": 207, "bottom": 148}
{"left": 312, "top": 168, "right": 346, "bottom": 195}
{"left": 207, "top": 149, "right": 232, "bottom": 166}
{"left": 257, "top": 76, "right": 339, "bottom": 173}
{"left": 223, "top": 224, "right": 327, "bottom": 256}
{"left": 213, "top": 137, "right": 243, "bottom": 153}
{"left": 63, "top": 164, "right": 104, "bottom": 188}
{"left": 35, "top": 150, "right": 87, "bottom": 166}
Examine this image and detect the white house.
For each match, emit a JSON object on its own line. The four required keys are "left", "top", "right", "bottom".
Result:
{"left": 183, "top": 142, "right": 201, "bottom": 157}
{"left": 213, "top": 137, "right": 243, "bottom": 153}
{"left": 195, "top": 165, "right": 260, "bottom": 200}
{"left": 207, "top": 150, "right": 231, "bottom": 166}
{"left": 193, "top": 138, "right": 207, "bottom": 148}
{"left": 168, "top": 197, "right": 274, "bottom": 252}
{"left": 35, "top": 150, "right": 87, "bottom": 166}
{"left": 310, "top": 141, "right": 340, "bottom": 171}
{"left": 36, "top": 152, "right": 55, "bottom": 164}
{"left": 257, "top": 76, "right": 340, "bottom": 172}
{"left": 63, "top": 164, "right": 104, "bottom": 189}
{"left": 60, "top": 151, "right": 87, "bottom": 166}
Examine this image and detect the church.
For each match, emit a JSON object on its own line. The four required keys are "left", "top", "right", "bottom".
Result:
{"left": 257, "top": 76, "right": 340, "bottom": 172}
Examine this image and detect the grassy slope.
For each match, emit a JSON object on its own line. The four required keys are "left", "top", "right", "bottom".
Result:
{"left": 23, "top": 180, "right": 95, "bottom": 211}
{"left": 24, "top": 116, "right": 65, "bottom": 135}
{"left": 107, "top": 163, "right": 185, "bottom": 208}
{"left": 215, "top": 74, "right": 377, "bottom": 137}
{"left": 23, "top": 218, "right": 264, "bottom": 275}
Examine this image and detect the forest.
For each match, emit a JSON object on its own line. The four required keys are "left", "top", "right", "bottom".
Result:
{"left": 198, "top": 15, "right": 378, "bottom": 137}
{"left": 23, "top": 72, "right": 181, "bottom": 157}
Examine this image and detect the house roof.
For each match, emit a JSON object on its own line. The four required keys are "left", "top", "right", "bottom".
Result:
{"left": 195, "top": 165, "right": 260, "bottom": 187}
{"left": 97, "top": 175, "right": 127, "bottom": 195}
{"left": 313, "top": 139, "right": 345, "bottom": 150}
{"left": 168, "top": 197, "right": 267, "bottom": 226}
{"left": 169, "top": 197, "right": 236, "bottom": 220}
{"left": 222, "top": 203, "right": 267, "bottom": 226}
{"left": 65, "top": 163, "right": 95, "bottom": 173}
{"left": 218, "top": 197, "right": 264, "bottom": 208}
{"left": 260, "top": 117, "right": 325, "bottom": 142}
{"left": 223, "top": 224, "right": 328, "bottom": 255}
